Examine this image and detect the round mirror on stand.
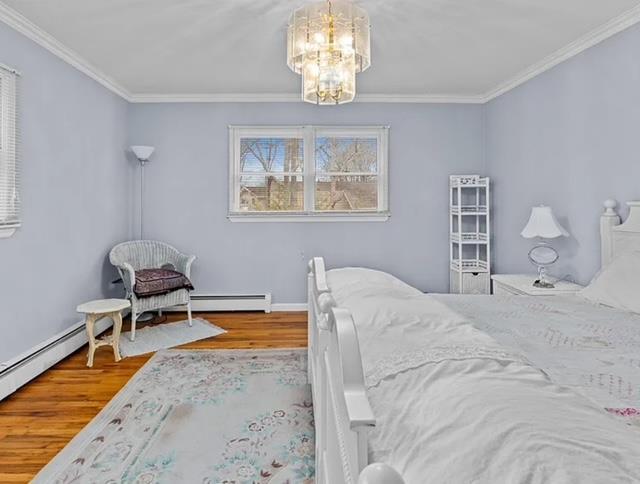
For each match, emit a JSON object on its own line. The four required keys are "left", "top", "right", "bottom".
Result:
{"left": 528, "top": 243, "right": 559, "bottom": 288}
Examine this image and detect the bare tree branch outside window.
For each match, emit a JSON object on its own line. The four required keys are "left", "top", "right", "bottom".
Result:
{"left": 232, "top": 127, "right": 386, "bottom": 216}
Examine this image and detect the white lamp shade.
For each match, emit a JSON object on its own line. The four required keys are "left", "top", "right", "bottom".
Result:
{"left": 130, "top": 145, "right": 155, "bottom": 161}
{"left": 521, "top": 205, "right": 569, "bottom": 239}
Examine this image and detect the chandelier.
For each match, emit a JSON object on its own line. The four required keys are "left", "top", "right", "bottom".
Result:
{"left": 287, "top": 0, "right": 371, "bottom": 105}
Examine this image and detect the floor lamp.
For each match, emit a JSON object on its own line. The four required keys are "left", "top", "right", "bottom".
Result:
{"left": 130, "top": 145, "right": 155, "bottom": 322}
{"left": 130, "top": 145, "right": 155, "bottom": 239}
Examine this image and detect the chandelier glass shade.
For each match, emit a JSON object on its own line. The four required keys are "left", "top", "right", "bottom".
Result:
{"left": 287, "top": 0, "right": 370, "bottom": 105}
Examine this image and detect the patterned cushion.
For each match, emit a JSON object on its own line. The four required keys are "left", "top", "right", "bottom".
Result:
{"left": 133, "top": 269, "right": 194, "bottom": 297}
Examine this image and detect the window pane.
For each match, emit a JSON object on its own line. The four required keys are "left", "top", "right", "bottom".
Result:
{"left": 0, "top": 77, "right": 3, "bottom": 151}
{"left": 240, "top": 137, "right": 303, "bottom": 173}
{"left": 315, "top": 137, "right": 377, "bottom": 173}
{"left": 239, "top": 175, "right": 304, "bottom": 212}
{"left": 315, "top": 175, "right": 378, "bottom": 211}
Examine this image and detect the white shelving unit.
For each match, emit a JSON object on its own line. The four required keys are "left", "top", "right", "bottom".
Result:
{"left": 449, "top": 175, "right": 491, "bottom": 294}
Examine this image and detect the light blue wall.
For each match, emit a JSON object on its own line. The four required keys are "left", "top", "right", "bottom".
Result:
{"left": 485, "top": 23, "right": 640, "bottom": 284}
{"left": 127, "top": 103, "right": 484, "bottom": 303}
{"left": 0, "top": 22, "right": 132, "bottom": 363}
{"left": 6, "top": 9, "right": 637, "bottom": 364}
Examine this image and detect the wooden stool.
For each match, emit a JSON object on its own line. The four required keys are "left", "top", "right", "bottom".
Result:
{"left": 76, "top": 299, "right": 131, "bottom": 367}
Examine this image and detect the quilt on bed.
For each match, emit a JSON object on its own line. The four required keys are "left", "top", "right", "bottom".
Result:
{"left": 326, "top": 268, "right": 640, "bottom": 484}
{"left": 434, "top": 294, "right": 640, "bottom": 422}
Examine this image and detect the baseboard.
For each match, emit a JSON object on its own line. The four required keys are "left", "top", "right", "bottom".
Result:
{"left": 163, "top": 301, "right": 308, "bottom": 312}
{"left": 271, "top": 303, "right": 308, "bottom": 311}
{"left": 0, "top": 297, "right": 309, "bottom": 401}
{"left": 162, "top": 293, "right": 273, "bottom": 313}
{"left": 0, "top": 316, "right": 115, "bottom": 401}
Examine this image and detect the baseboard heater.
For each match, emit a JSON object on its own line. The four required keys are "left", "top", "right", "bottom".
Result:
{"left": 0, "top": 295, "right": 273, "bottom": 400}
{"left": 163, "top": 293, "right": 272, "bottom": 313}
{"left": 0, "top": 316, "right": 115, "bottom": 401}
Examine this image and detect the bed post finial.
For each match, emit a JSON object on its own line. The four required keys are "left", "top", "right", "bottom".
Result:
{"left": 603, "top": 199, "right": 617, "bottom": 215}
{"left": 601, "top": 199, "right": 621, "bottom": 268}
{"left": 358, "top": 463, "right": 405, "bottom": 484}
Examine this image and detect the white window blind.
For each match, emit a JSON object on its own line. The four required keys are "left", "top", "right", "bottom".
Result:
{"left": 0, "top": 63, "right": 19, "bottom": 237}
{"left": 228, "top": 126, "right": 389, "bottom": 222}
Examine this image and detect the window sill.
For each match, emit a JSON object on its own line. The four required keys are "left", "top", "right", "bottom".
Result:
{"left": 228, "top": 212, "right": 390, "bottom": 223}
{"left": 0, "top": 226, "right": 18, "bottom": 238}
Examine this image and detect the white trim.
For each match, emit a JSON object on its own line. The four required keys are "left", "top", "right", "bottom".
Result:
{"left": 228, "top": 127, "right": 239, "bottom": 214}
{"left": 2, "top": 1, "right": 639, "bottom": 105}
{"left": 271, "top": 303, "right": 308, "bottom": 311}
{"left": 129, "top": 92, "right": 485, "bottom": 104}
{"left": 114, "top": 0, "right": 640, "bottom": 110}
{"left": 379, "top": 128, "right": 389, "bottom": 212}
{"left": 481, "top": 4, "right": 640, "bottom": 102}
{"left": 0, "top": 61, "right": 20, "bottom": 76}
{"left": 0, "top": 66, "right": 19, "bottom": 232}
{"left": 0, "top": 317, "right": 113, "bottom": 401}
{"left": 133, "top": 93, "right": 300, "bottom": 103}
{"left": 356, "top": 93, "right": 483, "bottom": 104}
{"left": 303, "top": 126, "right": 316, "bottom": 212}
{"left": 0, "top": 227, "right": 17, "bottom": 238}
{"left": 0, "top": 2, "right": 133, "bottom": 101}
{"left": 229, "top": 124, "right": 391, "bottom": 130}
{"left": 228, "top": 212, "right": 390, "bottom": 223}
{"left": 228, "top": 125, "right": 389, "bottom": 220}
{"left": 162, "top": 293, "right": 272, "bottom": 313}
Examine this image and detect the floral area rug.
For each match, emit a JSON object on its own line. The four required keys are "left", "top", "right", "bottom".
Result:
{"left": 34, "top": 349, "right": 314, "bottom": 483}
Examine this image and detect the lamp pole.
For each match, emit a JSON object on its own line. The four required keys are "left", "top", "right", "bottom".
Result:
{"left": 130, "top": 146, "right": 155, "bottom": 240}
{"left": 129, "top": 146, "right": 156, "bottom": 323}
{"left": 140, "top": 158, "right": 145, "bottom": 239}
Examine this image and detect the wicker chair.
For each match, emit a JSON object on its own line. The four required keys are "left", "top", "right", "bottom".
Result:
{"left": 109, "top": 240, "right": 196, "bottom": 341}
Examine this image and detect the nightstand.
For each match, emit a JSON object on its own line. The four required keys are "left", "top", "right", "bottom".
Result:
{"left": 491, "top": 274, "right": 583, "bottom": 296}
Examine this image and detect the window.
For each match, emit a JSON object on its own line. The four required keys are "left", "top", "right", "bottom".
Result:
{"left": 0, "top": 64, "right": 19, "bottom": 238}
{"left": 228, "top": 126, "right": 388, "bottom": 221}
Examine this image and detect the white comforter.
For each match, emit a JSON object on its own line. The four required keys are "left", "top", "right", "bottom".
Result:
{"left": 327, "top": 268, "right": 640, "bottom": 484}
{"left": 433, "top": 294, "right": 640, "bottom": 412}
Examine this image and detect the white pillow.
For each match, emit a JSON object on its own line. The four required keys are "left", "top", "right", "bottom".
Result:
{"left": 580, "top": 251, "right": 640, "bottom": 314}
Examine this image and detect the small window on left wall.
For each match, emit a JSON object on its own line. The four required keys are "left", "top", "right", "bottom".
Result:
{"left": 0, "top": 64, "right": 19, "bottom": 238}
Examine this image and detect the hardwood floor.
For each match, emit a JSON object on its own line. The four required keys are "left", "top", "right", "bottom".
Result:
{"left": 0, "top": 311, "right": 307, "bottom": 483}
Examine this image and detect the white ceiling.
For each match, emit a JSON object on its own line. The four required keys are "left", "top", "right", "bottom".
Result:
{"left": 2, "top": 0, "right": 640, "bottom": 101}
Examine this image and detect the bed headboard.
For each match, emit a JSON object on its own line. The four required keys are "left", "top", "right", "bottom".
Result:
{"left": 600, "top": 199, "right": 640, "bottom": 267}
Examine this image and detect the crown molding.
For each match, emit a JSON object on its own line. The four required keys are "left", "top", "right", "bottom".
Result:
{"left": 481, "top": 4, "right": 640, "bottom": 102}
{"left": 3, "top": 1, "right": 640, "bottom": 106}
{"left": 0, "top": 1, "right": 133, "bottom": 101}
{"left": 355, "top": 93, "right": 484, "bottom": 104}
{"left": 128, "top": 92, "right": 485, "bottom": 103}
{"left": 130, "top": 93, "right": 300, "bottom": 103}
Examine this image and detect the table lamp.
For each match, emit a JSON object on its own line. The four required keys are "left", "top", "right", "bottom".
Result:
{"left": 521, "top": 205, "right": 569, "bottom": 288}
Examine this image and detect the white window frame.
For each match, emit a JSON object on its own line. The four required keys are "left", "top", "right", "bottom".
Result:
{"left": 0, "top": 63, "right": 19, "bottom": 238}
{"left": 228, "top": 125, "right": 389, "bottom": 222}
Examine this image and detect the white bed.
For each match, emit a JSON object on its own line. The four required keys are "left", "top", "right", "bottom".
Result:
{"left": 308, "top": 200, "right": 640, "bottom": 484}
{"left": 433, "top": 293, "right": 640, "bottom": 414}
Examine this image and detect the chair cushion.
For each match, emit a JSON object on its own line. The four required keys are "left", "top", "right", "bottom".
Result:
{"left": 133, "top": 269, "right": 194, "bottom": 297}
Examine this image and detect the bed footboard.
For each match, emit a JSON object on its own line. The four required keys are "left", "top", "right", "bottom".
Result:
{"left": 308, "top": 258, "right": 405, "bottom": 484}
